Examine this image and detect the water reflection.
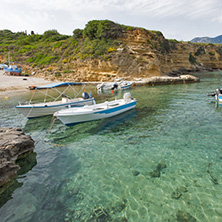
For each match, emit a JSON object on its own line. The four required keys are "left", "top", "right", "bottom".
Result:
{"left": 23, "top": 116, "right": 54, "bottom": 133}
{"left": 0, "top": 152, "right": 37, "bottom": 208}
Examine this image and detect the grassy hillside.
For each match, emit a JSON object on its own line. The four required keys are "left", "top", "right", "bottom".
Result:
{"left": 2, "top": 20, "right": 222, "bottom": 82}
{"left": 0, "top": 20, "right": 173, "bottom": 69}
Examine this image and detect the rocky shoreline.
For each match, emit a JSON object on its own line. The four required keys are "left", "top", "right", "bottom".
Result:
{"left": 0, "top": 128, "right": 35, "bottom": 188}
{"left": 131, "top": 74, "right": 200, "bottom": 86}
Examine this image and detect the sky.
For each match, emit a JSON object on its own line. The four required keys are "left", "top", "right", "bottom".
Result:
{"left": 0, "top": 0, "right": 222, "bottom": 41}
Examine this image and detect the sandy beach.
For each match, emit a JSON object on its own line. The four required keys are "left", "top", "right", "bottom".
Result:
{"left": 0, "top": 70, "right": 54, "bottom": 95}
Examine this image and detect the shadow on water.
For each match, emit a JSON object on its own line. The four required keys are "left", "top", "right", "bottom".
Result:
{"left": 46, "top": 109, "right": 138, "bottom": 145}
{"left": 0, "top": 152, "right": 37, "bottom": 208}
{"left": 26, "top": 151, "right": 81, "bottom": 222}
{"left": 23, "top": 116, "right": 54, "bottom": 133}
{"left": 23, "top": 86, "right": 170, "bottom": 145}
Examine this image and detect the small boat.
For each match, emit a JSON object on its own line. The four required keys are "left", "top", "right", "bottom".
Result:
{"left": 118, "top": 81, "right": 132, "bottom": 90}
{"left": 97, "top": 79, "right": 132, "bottom": 91}
{"left": 207, "top": 88, "right": 222, "bottom": 101}
{"left": 54, "top": 92, "right": 137, "bottom": 126}
{"left": 4, "top": 65, "right": 22, "bottom": 76}
{"left": 96, "top": 82, "right": 118, "bottom": 91}
{"left": 0, "top": 64, "right": 8, "bottom": 70}
{"left": 16, "top": 82, "right": 95, "bottom": 118}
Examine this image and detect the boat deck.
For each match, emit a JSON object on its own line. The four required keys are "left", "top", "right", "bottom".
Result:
{"left": 17, "top": 98, "right": 84, "bottom": 107}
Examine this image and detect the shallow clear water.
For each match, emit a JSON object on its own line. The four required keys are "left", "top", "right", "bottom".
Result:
{"left": 1, "top": 72, "right": 222, "bottom": 221}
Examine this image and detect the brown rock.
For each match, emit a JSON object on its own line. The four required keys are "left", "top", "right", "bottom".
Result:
{"left": 0, "top": 128, "right": 35, "bottom": 187}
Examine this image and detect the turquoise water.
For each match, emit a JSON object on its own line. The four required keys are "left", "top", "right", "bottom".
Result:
{"left": 1, "top": 72, "right": 222, "bottom": 221}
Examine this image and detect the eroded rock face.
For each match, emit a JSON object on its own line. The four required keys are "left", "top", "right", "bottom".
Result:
{"left": 0, "top": 128, "right": 35, "bottom": 187}
{"left": 18, "top": 29, "right": 222, "bottom": 83}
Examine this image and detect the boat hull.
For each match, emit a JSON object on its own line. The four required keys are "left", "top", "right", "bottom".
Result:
{"left": 4, "top": 68, "right": 22, "bottom": 76}
{"left": 55, "top": 99, "right": 137, "bottom": 126}
{"left": 119, "top": 83, "right": 132, "bottom": 90}
{"left": 16, "top": 98, "right": 95, "bottom": 118}
{"left": 216, "top": 94, "right": 222, "bottom": 102}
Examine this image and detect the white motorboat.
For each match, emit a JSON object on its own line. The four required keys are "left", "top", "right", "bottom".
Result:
{"left": 54, "top": 92, "right": 137, "bottom": 126}
{"left": 96, "top": 79, "right": 132, "bottom": 91}
{"left": 16, "top": 82, "right": 95, "bottom": 118}
{"left": 96, "top": 82, "right": 118, "bottom": 91}
{"left": 118, "top": 81, "right": 132, "bottom": 90}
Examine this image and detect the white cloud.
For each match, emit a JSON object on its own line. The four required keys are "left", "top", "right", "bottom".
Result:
{"left": 0, "top": 0, "right": 222, "bottom": 40}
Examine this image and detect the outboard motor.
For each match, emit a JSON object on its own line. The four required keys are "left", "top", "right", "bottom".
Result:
{"left": 111, "top": 83, "right": 118, "bottom": 90}
{"left": 123, "top": 92, "right": 132, "bottom": 102}
{"left": 82, "top": 92, "right": 89, "bottom": 99}
{"left": 216, "top": 89, "right": 220, "bottom": 95}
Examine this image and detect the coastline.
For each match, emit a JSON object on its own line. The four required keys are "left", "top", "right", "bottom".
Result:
{"left": 0, "top": 69, "right": 199, "bottom": 96}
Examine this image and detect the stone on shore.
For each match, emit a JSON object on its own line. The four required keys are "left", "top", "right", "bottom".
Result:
{"left": 0, "top": 128, "right": 35, "bottom": 187}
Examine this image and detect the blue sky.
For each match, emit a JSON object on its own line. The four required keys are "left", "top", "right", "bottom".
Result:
{"left": 0, "top": 0, "right": 222, "bottom": 41}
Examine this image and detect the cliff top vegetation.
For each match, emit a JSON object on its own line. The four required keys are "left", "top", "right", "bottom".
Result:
{"left": 0, "top": 20, "right": 173, "bottom": 67}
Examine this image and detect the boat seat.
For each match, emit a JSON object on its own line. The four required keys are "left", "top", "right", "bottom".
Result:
{"left": 109, "top": 103, "right": 119, "bottom": 107}
{"left": 62, "top": 98, "right": 69, "bottom": 103}
{"left": 93, "top": 108, "right": 104, "bottom": 110}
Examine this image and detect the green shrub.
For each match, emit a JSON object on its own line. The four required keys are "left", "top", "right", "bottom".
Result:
{"left": 52, "top": 41, "right": 62, "bottom": 50}
{"left": 195, "top": 46, "right": 205, "bottom": 56}
{"left": 39, "top": 55, "right": 58, "bottom": 65}
{"left": 73, "top": 29, "right": 83, "bottom": 39}
{"left": 55, "top": 72, "right": 61, "bottom": 77}
{"left": 189, "top": 53, "right": 197, "bottom": 64}
{"left": 83, "top": 20, "right": 123, "bottom": 40}
{"left": 159, "top": 39, "right": 171, "bottom": 53}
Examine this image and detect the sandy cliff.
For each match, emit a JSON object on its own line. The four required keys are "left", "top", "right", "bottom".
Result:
{"left": 36, "top": 30, "right": 222, "bottom": 82}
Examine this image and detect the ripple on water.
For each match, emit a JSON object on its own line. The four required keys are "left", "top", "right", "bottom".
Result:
{"left": 1, "top": 74, "right": 222, "bottom": 221}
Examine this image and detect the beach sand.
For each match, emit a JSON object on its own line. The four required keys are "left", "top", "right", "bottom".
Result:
{"left": 0, "top": 70, "right": 54, "bottom": 95}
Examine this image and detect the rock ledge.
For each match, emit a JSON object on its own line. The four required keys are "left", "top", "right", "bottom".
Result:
{"left": 0, "top": 128, "right": 35, "bottom": 187}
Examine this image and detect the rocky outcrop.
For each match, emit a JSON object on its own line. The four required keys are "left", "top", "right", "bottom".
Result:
{"left": 133, "top": 74, "right": 199, "bottom": 86}
{"left": 31, "top": 34, "right": 222, "bottom": 83}
{"left": 0, "top": 128, "right": 35, "bottom": 187}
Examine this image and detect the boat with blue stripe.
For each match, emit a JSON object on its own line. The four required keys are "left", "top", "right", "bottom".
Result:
{"left": 54, "top": 92, "right": 137, "bottom": 126}
{"left": 4, "top": 65, "right": 22, "bottom": 76}
{"left": 16, "top": 82, "right": 95, "bottom": 118}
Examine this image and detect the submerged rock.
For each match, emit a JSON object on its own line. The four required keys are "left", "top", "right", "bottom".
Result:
{"left": 206, "top": 169, "right": 219, "bottom": 185}
{"left": 132, "top": 170, "right": 140, "bottom": 176}
{"left": 176, "top": 210, "right": 197, "bottom": 222}
{"left": 171, "top": 186, "right": 188, "bottom": 199}
{"left": 149, "top": 161, "right": 167, "bottom": 178}
{"left": 0, "top": 127, "right": 35, "bottom": 187}
{"left": 92, "top": 206, "right": 110, "bottom": 222}
{"left": 149, "top": 169, "right": 160, "bottom": 178}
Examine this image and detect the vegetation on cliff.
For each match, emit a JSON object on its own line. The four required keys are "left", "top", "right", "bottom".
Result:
{"left": 0, "top": 20, "right": 222, "bottom": 81}
{"left": 0, "top": 20, "right": 173, "bottom": 67}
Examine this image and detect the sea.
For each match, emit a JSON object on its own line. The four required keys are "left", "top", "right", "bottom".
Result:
{"left": 0, "top": 71, "right": 222, "bottom": 222}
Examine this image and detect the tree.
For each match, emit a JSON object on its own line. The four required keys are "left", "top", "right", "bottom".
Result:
{"left": 83, "top": 20, "right": 100, "bottom": 40}
{"left": 96, "top": 20, "right": 123, "bottom": 39}
{"left": 83, "top": 20, "right": 123, "bottom": 40}
{"left": 73, "top": 28, "right": 83, "bottom": 39}
{"left": 43, "top": 29, "right": 60, "bottom": 39}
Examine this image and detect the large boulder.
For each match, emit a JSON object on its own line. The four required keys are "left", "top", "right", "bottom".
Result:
{"left": 0, "top": 128, "right": 35, "bottom": 187}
